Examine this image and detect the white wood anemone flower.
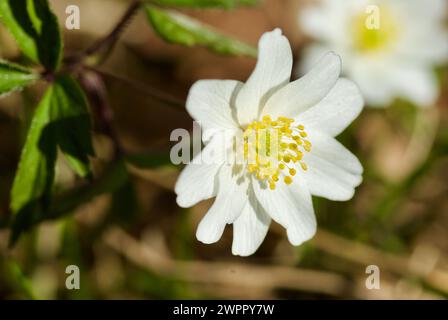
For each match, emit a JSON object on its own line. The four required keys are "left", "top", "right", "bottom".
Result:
{"left": 175, "top": 29, "right": 364, "bottom": 256}
{"left": 299, "top": 0, "right": 448, "bottom": 107}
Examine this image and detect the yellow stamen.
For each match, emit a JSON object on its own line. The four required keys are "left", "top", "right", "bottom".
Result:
{"left": 352, "top": 7, "right": 399, "bottom": 53}
{"left": 300, "top": 162, "right": 308, "bottom": 171}
{"left": 242, "top": 116, "right": 312, "bottom": 189}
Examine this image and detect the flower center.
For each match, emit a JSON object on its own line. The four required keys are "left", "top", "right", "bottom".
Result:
{"left": 352, "top": 8, "right": 399, "bottom": 53}
{"left": 242, "top": 115, "right": 312, "bottom": 190}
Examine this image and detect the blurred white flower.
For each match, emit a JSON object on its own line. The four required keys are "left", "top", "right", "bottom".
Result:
{"left": 175, "top": 29, "right": 364, "bottom": 256}
{"left": 299, "top": 0, "right": 448, "bottom": 107}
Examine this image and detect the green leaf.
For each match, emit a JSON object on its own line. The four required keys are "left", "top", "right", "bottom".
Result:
{"left": 0, "top": 60, "right": 38, "bottom": 95}
{"left": 48, "top": 160, "right": 129, "bottom": 221}
{"left": 150, "top": 0, "right": 257, "bottom": 9}
{"left": 11, "top": 81, "right": 58, "bottom": 217}
{"left": 3, "top": 260, "right": 37, "bottom": 299}
{"left": 145, "top": 6, "right": 257, "bottom": 57}
{"left": 9, "top": 160, "right": 129, "bottom": 246}
{"left": 50, "top": 76, "right": 95, "bottom": 179}
{"left": 0, "top": 0, "right": 62, "bottom": 71}
{"left": 10, "top": 75, "right": 94, "bottom": 244}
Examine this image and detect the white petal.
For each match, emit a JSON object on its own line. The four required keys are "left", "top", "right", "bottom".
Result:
{"left": 385, "top": 63, "right": 439, "bottom": 107}
{"left": 393, "top": 0, "right": 448, "bottom": 63}
{"left": 262, "top": 52, "right": 341, "bottom": 119}
{"left": 252, "top": 175, "right": 316, "bottom": 246}
{"left": 236, "top": 29, "right": 293, "bottom": 126}
{"left": 296, "top": 44, "right": 334, "bottom": 76}
{"left": 299, "top": 1, "right": 349, "bottom": 43}
{"left": 348, "top": 58, "right": 396, "bottom": 107}
{"left": 300, "top": 6, "right": 332, "bottom": 41}
{"left": 196, "top": 164, "right": 249, "bottom": 244}
{"left": 232, "top": 194, "right": 271, "bottom": 257}
{"left": 395, "top": 0, "right": 447, "bottom": 21}
{"left": 394, "top": 1, "right": 448, "bottom": 64}
{"left": 175, "top": 132, "right": 230, "bottom": 208}
{"left": 186, "top": 80, "right": 241, "bottom": 131}
{"left": 175, "top": 163, "right": 220, "bottom": 208}
{"left": 298, "top": 78, "right": 363, "bottom": 137}
{"left": 398, "top": 27, "right": 448, "bottom": 64}
{"left": 350, "top": 54, "right": 440, "bottom": 108}
{"left": 304, "top": 132, "right": 363, "bottom": 201}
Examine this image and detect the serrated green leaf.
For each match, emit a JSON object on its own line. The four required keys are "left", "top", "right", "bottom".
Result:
{"left": 145, "top": 6, "right": 257, "bottom": 57}
{"left": 0, "top": 60, "right": 38, "bottom": 95}
{"left": 10, "top": 75, "right": 94, "bottom": 244}
{"left": 150, "top": 0, "right": 257, "bottom": 9}
{"left": 0, "top": 0, "right": 62, "bottom": 71}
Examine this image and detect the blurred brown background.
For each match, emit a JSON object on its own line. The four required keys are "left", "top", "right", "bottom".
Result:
{"left": 0, "top": 0, "right": 447, "bottom": 300}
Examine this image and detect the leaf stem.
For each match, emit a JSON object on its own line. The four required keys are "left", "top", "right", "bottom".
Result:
{"left": 65, "top": 0, "right": 143, "bottom": 69}
{"left": 79, "top": 71, "right": 124, "bottom": 158}
{"left": 87, "top": 66, "right": 185, "bottom": 109}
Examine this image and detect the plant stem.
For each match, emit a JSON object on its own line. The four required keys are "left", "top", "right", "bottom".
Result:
{"left": 65, "top": 0, "right": 143, "bottom": 68}
{"left": 87, "top": 66, "right": 185, "bottom": 109}
{"left": 79, "top": 71, "right": 124, "bottom": 158}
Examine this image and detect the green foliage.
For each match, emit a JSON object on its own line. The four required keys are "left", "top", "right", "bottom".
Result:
{"left": 0, "top": 0, "right": 258, "bottom": 247}
{"left": 51, "top": 160, "right": 129, "bottom": 220}
{"left": 3, "top": 260, "right": 36, "bottom": 299}
{"left": 151, "top": 0, "right": 257, "bottom": 9}
{"left": 10, "top": 75, "right": 93, "bottom": 243}
{"left": 145, "top": 6, "right": 257, "bottom": 57}
{"left": 49, "top": 76, "right": 95, "bottom": 179}
{"left": 0, "top": 0, "right": 62, "bottom": 71}
{"left": 11, "top": 83, "right": 58, "bottom": 221}
{"left": 0, "top": 60, "right": 38, "bottom": 95}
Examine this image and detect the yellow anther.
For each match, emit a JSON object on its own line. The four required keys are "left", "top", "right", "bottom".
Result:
{"left": 242, "top": 115, "right": 311, "bottom": 190}
{"left": 304, "top": 140, "right": 312, "bottom": 152}
{"left": 300, "top": 162, "right": 308, "bottom": 171}
{"left": 352, "top": 7, "right": 398, "bottom": 53}
{"left": 284, "top": 176, "right": 293, "bottom": 185}
{"left": 262, "top": 115, "right": 272, "bottom": 122}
